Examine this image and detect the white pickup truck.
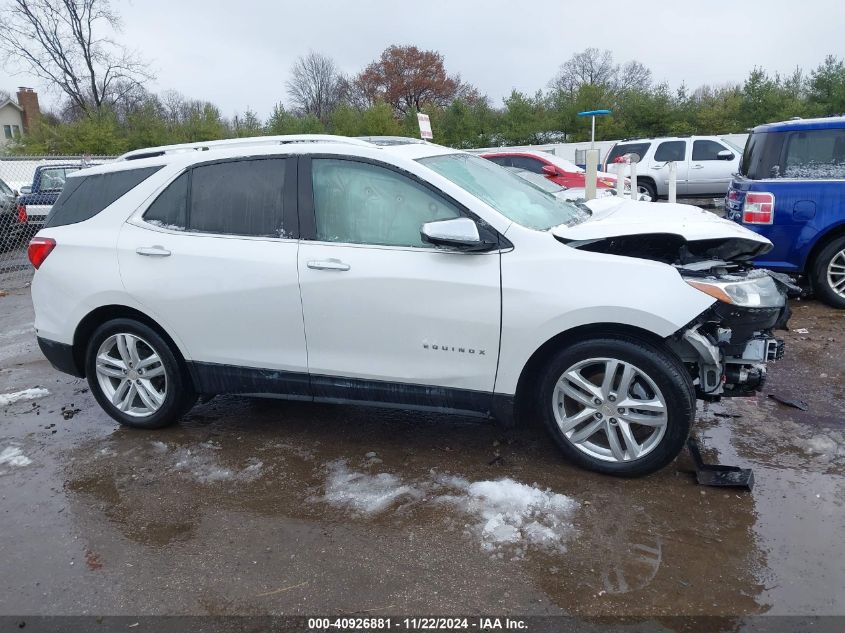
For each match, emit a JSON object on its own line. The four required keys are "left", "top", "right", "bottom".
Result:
{"left": 603, "top": 136, "right": 743, "bottom": 201}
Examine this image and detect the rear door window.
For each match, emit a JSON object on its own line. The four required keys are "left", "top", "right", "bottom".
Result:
{"left": 654, "top": 141, "right": 686, "bottom": 162}
{"left": 189, "top": 159, "right": 286, "bottom": 237}
{"left": 782, "top": 128, "right": 845, "bottom": 179}
{"left": 46, "top": 166, "right": 163, "bottom": 228}
{"left": 606, "top": 142, "right": 651, "bottom": 164}
{"left": 143, "top": 158, "right": 289, "bottom": 237}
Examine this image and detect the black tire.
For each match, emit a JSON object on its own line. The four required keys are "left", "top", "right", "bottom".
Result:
{"left": 637, "top": 179, "right": 658, "bottom": 202}
{"left": 85, "top": 318, "right": 196, "bottom": 429}
{"left": 811, "top": 235, "right": 845, "bottom": 309}
{"left": 536, "top": 336, "right": 694, "bottom": 477}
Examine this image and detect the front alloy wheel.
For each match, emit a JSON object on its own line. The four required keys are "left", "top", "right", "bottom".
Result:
{"left": 537, "top": 336, "right": 694, "bottom": 476}
{"left": 553, "top": 358, "right": 668, "bottom": 463}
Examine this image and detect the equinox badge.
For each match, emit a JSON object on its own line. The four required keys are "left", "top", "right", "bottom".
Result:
{"left": 423, "top": 343, "right": 486, "bottom": 355}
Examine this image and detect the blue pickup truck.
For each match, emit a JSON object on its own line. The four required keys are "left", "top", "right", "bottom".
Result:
{"left": 727, "top": 116, "right": 845, "bottom": 308}
{"left": 16, "top": 163, "right": 89, "bottom": 233}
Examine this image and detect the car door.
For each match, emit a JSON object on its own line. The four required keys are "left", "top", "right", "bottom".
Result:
{"left": 688, "top": 139, "right": 738, "bottom": 196}
{"left": 117, "top": 156, "right": 309, "bottom": 395}
{"left": 648, "top": 140, "right": 689, "bottom": 196}
{"left": 297, "top": 155, "right": 501, "bottom": 411}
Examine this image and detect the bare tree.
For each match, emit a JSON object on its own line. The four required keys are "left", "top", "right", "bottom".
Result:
{"left": 616, "top": 60, "right": 652, "bottom": 93}
{"left": 549, "top": 48, "right": 652, "bottom": 96}
{"left": 549, "top": 48, "right": 617, "bottom": 97}
{"left": 285, "top": 51, "right": 344, "bottom": 122}
{"left": 0, "top": 0, "right": 151, "bottom": 116}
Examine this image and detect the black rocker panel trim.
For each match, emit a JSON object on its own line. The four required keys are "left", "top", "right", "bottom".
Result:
{"left": 186, "top": 361, "right": 497, "bottom": 417}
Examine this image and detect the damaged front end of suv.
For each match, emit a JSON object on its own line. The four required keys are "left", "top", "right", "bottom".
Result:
{"left": 670, "top": 265, "right": 793, "bottom": 399}
{"left": 555, "top": 203, "right": 794, "bottom": 400}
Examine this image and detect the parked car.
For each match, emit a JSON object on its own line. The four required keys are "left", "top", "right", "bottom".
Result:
{"left": 503, "top": 166, "right": 619, "bottom": 202}
{"left": 16, "top": 163, "right": 89, "bottom": 233}
{"left": 726, "top": 116, "right": 845, "bottom": 308}
{"left": 0, "top": 176, "right": 27, "bottom": 251}
{"left": 604, "top": 136, "right": 742, "bottom": 201}
{"left": 30, "top": 135, "right": 789, "bottom": 477}
{"left": 481, "top": 150, "right": 625, "bottom": 192}
{"left": 504, "top": 166, "right": 652, "bottom": 203}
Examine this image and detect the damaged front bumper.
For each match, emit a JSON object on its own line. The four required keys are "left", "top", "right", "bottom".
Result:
{"left": 668, "top": 269, "right": 794, "bottom": 399}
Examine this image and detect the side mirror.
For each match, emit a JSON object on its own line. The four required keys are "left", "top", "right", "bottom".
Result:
{"left": 20, "top": 185, "right": 31, "bottom": 195}
{"left": 541, "top": 165, "right": 557, "bottom": 176}
{"left": 717, "top": 150, "right": 735, "bottom": 161}
{"left": 12, "top": 189, "right": 19, "bottom": 197}
{"left": 420, "top": 217, "right": 493, "bottom": 251}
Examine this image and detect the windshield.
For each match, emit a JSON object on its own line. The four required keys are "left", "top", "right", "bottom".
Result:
{"left": 419, "top": 153, "right": 586, "bottom": 230}
{"left": 723, "top": 139, "right": 744, "bottom": 153}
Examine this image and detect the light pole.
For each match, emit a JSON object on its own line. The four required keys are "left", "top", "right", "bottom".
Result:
{"left": 577, "top": 109, "right": 612, "bottom": 149}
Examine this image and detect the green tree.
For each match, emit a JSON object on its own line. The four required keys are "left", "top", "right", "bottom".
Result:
{"left": 360, "top": 102, "right": 401, "bottom": 136}
{"left": 808, "top": 55, "right": 845, "bottom": 115}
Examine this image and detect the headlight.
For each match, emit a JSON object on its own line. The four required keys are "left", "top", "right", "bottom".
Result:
{"left": 686, "top": 274, "right": 785, "bottom": 307}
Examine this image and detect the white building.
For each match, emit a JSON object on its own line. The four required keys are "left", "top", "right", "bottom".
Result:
{"left": 0, "top": 88, "right": 41, "bottom": 151}
{"left": 0, "top": 98, "right": 25, "bottom": 149}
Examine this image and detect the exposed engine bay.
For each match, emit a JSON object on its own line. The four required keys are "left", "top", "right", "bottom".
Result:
{"left": 558, "top": 229, "right": 796, "bottom": 399}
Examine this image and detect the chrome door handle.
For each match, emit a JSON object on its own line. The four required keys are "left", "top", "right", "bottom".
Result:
{"left": 691, "top": 164, "right": 704, "bottom": 169}
{"left": 136, "top": 246, "right": 171, "bottom": 257}
{"left": 307, "top": 259, "right": 350, "bottom": 271}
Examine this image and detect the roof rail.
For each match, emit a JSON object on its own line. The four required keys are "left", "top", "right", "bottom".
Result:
{"left": 357, "top": 135, "right": 428, "bottom": 146}
{"left": 117, "top": 134, "right": 376, "bottom": 161}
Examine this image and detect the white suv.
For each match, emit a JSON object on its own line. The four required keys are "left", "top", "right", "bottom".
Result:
{"left": 604, "top": 136, "right": 743, "bottom": 201}
{"left": 29, "top": 135, "right": 789, "bottom": 477}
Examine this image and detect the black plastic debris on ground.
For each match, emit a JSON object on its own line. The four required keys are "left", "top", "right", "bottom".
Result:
{"left": 686, "top": 437, "right": 754, "bottom": 491}
{"left": 768, "top": 393, "right": 809, "bottom": 411}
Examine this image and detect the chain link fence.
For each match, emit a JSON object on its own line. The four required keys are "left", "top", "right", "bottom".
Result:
{"left": 0, "top": 156, "right": 115, "bottom": 291}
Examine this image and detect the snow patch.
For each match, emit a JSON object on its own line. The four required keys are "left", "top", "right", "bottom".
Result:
{"left": 323, "top": 460, "right": 424, "bottom": 514}
{"left": 154, "top": 442, "right": 265, "bottom": 483}
{"left": 0, "top": 388, "right": 49, "bottom": 406}
{"left": 435, "top": 476, "right": 579, "bottom": 555}
{"left": 0, "top": 446, "right": 32, "bottom": 467}
{"left": 319, "top": 461, "right": 579, "bottom": 556}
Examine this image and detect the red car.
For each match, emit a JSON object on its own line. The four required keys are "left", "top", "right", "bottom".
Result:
{"left": 481, "top": 150, "right": 622, "bottom": 190}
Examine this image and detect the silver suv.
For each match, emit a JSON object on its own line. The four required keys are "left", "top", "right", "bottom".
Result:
{"left": 604, "top": 136, "right": 743, "bottom": 201}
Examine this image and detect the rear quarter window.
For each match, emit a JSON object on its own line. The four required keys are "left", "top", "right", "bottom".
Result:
{"left": 782, "top": 128, "right": 845, "bottom": 179}
{"left": 45, "top": 166, "right": 163, "bottom": 228}
{"left": 606, "top": 142, "right": 651, "bottom": 164}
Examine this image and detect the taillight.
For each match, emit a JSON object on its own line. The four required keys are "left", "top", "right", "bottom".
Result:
{"left": 742, "top": 192, "right": 775, "bottom": 224}
{"left": 727, "top": 190, "right": 739, "bottom": 202}
{"left": 16, "top": 204, "right": 27, "bottom": 224}
{"left": 28, "top": 237, "right": 56, "bottom": 269}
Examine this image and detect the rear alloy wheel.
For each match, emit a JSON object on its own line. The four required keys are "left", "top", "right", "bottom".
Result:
{"left": 86, "top": 319, "right": 196, "bottom": 428}
{"left": 538, "top": 337, "right": 694, "bottom": 476}
{"left": 637, "top": 180, "right": 657, "bottom": 202}
{"left": 812, "top": 236, "right": 845, "bottom": 309}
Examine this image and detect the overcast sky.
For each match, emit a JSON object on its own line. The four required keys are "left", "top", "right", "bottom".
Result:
{"left": 7, "top": 0, "right": 845, "bottom": 119}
